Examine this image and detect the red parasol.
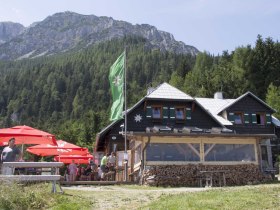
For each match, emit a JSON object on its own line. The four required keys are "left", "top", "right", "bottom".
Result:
{"left": 0, "top": 125, "right": 57, "bottom": 146}
{"left": 54, "top": 153, "right": 93, "bottom": 164}
{"left": 26, "top": 140, "right": 88, "bottom": 156}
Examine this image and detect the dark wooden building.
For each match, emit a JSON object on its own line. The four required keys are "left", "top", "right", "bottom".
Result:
{"left": 95, "top": 83, "right": 279, "bottom": 186}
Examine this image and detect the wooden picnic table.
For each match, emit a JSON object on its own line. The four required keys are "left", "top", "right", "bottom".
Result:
{"left": 0, "top": 162, "right": 64, "bottom": 193}
{"left": 199, "top": 170, "right": 227, "bottom": 187}
{"left": 264, "top": 168, "right": 277, "bottom": 180}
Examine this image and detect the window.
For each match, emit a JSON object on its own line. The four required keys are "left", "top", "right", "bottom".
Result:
{"left": 252, "top": 113, "right": 266, "bottom": 125}
{"left": 234, "top": 112, "right": 243, "bottom": 124}
{"left": 145, "top": 142, "right": 257, "bottom": 163}
{"left": 152, "top": 107, "right": 161, "bottom": 119}
{"left": 146, "top": 143, "right": 200, "bottom": 161}
{"left": 175, "top": 108, "right": 185, "bottom": 120}
{"left": 229, "top": 112, "right": 244, "bottom": 124}
{"left": 146, "top": 106, "right": 162, "bottom": 119}
{"left": 256, "top": 113, "right": 265, "bottom": 125}
{"left": 204, "top": 144, "right": 256, "bottom": 162}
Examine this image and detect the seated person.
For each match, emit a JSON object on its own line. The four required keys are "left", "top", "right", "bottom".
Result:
{"left": 89, "top": 159, "right": 97, "bottom": 171}
{"left": 90, "top": 164, "right": 99, "bottom": 181}
{"left": 84, "top": 164, "right": 92, "bottom": 175}
{"left": 80, "top": 165, "right": 92, "bottom": 181}
{"left": 79, "top": 167, "right": 87, "bottom": 181}
{"left": 76, "top": 164, "right": 81, "bottom": 180}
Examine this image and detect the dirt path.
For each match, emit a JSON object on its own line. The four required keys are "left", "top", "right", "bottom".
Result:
{"left": 62, "top": 185, "right": 209, "bottom": 209}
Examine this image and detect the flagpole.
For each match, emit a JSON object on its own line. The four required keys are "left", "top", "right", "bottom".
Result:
{"left": 109, "top": 49, "right": 127, "bottom": 181}
{"left": 124, "top": 48, "right": 128, "bottom": 182}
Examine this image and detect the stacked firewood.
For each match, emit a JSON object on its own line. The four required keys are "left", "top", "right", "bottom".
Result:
{"left": 142, "top": 164, "right": 272, "bottom": 187}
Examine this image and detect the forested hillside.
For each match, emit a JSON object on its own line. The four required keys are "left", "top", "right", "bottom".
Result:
{"left": 178, "top": 35, "right": 280, "bottom": 119}
{"left": 180, "top": 35, "right": 280, "bottom": 100}
{"left": 0, "top": 35, "right": 279, "bottom": 150}
{"left": 0, "top": 36, "right": 195, "bottom": 149}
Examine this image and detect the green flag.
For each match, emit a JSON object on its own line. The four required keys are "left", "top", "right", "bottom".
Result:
{"left": 109, "top": 52, "right": 125, "bottom": 121}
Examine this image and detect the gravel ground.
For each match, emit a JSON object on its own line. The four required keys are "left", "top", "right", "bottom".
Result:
{"left": 62, "top": 185, "right": 209, "bottom": 209}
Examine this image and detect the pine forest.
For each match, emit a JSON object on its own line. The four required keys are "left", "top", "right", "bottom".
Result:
{"left": 0, "top": 35, "right": 279, "bottom": 150}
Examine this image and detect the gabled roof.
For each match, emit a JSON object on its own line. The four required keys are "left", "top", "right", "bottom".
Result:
{"left": 196, "top": 91, "right": 277, "bottom": 126}
{"left": 96, "top": 96, "right": 146, "bottom": 150}
{"left": 195, "top": 98, "right": 234, "bottom": 126}
{"left": 192, "top": 100, "right": 226, "bottom": 127}
{"left": 96, "top": 83, "right": 194, "bottom": 150}
{"left": 146, "top": 82, "right": 193, "bottom": 100}
{"left": 96, "top": 83, "right": 278, "bottom": 151}
{"left": 195, "top": 98, "right": 235, "bottom": 114}
{"left": 216, "top": 91, "right": 276, "bottom": 114}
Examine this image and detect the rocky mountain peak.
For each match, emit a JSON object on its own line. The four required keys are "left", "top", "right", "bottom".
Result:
{"left": 0, "top": 22, "right": 25, "bottom": 44}
{"left": 0, "top": 12, "right": 199, "bottom": 60}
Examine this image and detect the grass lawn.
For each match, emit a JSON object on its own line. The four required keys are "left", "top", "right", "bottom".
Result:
{"left": 1, "top": 182, "right": 280, "bottom": 209}
{"left": 142, "top": 184, "right": 280, "bottom": 210}
{"left": 0, "top": 182, "right": 92, "bottom": 210}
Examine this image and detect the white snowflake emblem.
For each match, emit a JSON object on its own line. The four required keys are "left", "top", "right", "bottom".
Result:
{"left": 113, "top": 75, "right": 122, "bottom": 86}
{"left": 134, "top": 114, "right": 142, "bottom": 123}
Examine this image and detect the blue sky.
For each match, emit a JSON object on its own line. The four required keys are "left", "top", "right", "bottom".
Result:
{"left": 0, "top": 0, "right": 279, "bottom": 55}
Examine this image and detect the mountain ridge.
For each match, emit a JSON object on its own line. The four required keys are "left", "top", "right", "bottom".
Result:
{"left": 0, "top": 22, "right": 25, "bottom": 44}
{"left": 0, "top": 11, "right": 199, "bottom": 60}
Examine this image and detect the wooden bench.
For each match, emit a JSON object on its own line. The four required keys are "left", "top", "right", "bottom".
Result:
{"left": 264, "top": 168, "right": 277, "bottom": 180}
{"left": 199, "top": 170, "right": 227, "bottom": 187}
{"left": 0, "top": 162, "right": 64, "bottom": 193}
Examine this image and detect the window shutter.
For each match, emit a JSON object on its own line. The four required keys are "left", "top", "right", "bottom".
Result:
{"left": 244, "top": 113, "right": 250, "bottom": 124}
{"left": 170, "top": 107, "right": 175, "bottom": 119}
{"left": 251, "top": 113, "right": 257, "bottom": 124}
{"left": 146, "top": 106, "right": 152, "bottom": 118}
{"left": 266, "top": 114, "right": 272, "bottom": 124}
{"left": 228, "top": 113, "right": 235, "bottom": 123}
{"left": 186, "top": 108, "right": 191, "bottom": 120}
{"left": 163, "top": 107, "right": 169, "bottom": 119}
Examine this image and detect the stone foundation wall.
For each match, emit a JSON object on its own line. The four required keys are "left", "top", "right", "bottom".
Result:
{"left": 142, "top": 164, "right": 271, "bottom": 187}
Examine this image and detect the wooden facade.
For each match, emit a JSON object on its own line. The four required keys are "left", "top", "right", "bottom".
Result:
{"left": 225, "top": 94, "right": 275, "bottom": 134}
{"left": 95, "top": 83, "right": 279, "bottom": 186}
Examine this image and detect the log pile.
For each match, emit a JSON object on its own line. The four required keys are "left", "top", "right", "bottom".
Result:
{"left": 142, "top": 164, "right": 271, "bottom": 187}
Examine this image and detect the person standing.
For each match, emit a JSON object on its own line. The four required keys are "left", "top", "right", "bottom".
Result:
{"left": 107, "top": 152, "right": 117, "bottom": 181}
{"left": 100, "top": 153, "right": 109, "bottom": 180}
{"left": 0, "top": 138, "right": 22, "bottom": 175}
{"left": 108, "top": 152, "right": 116, "bottom": 170}
{"left": 68, "top": 160, "right": 77, "bottom": 182}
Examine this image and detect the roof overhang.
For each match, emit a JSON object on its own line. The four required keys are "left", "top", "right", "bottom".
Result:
{"left": 127, "top": 132, "right": 276, "bottom": 139}
{"left": 146, "top": 98, "right": 194, "bottom": 102}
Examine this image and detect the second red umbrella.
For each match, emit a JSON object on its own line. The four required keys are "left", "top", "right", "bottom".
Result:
{"left": 26, "top": 140, "right": 88, "bottom": 156}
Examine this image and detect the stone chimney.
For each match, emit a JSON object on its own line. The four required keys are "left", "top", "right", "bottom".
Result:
{"left": 214, "top": 92, "right": 223, "bottom": 99}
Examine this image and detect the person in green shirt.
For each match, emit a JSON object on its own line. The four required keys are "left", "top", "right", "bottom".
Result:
{"left": 100, "top": 153, "right": 109, "bottom": 180}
